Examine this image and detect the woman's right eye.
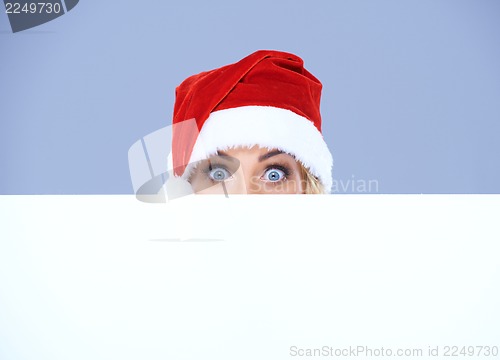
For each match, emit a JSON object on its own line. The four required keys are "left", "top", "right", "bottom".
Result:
{"left": 208, "top": 167, "right": 231, "bottom": 182}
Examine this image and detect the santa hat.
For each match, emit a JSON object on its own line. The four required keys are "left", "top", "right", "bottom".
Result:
{"left": 171, "top": 50, "right": 333, "bottom": 192}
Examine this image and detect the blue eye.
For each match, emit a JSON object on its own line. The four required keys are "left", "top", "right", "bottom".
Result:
{"left": 208, "top": 167, "right": 231, "bottom": 181}
{"left": 263, "top": 168, "right": 285, "bottom": 182}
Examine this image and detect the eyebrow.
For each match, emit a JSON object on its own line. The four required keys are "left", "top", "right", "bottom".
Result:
{"left": 216, "top": 149, "right": 286, "bottom": 162}
{"left": 214, "top": 151, "right": 236, "bottom": 160}
{"left": 258, "top": 150, "right": 285, "bottom": 162}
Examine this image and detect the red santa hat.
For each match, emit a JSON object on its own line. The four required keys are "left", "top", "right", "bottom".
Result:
{"left": 171, "top": 50, "right": 333, "bottom": 192}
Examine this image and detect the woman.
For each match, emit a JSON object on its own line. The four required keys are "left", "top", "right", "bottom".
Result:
{"left": 169, "top": 50, "right": 333, "bottom": 195}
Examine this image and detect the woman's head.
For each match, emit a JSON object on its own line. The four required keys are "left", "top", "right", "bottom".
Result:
{"left": 170, "top": 50, "right": 333, "bottom": 194}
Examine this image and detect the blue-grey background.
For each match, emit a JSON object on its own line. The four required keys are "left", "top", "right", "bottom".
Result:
{"left": 1, "top": 0, "right": 499, "bottom": 194}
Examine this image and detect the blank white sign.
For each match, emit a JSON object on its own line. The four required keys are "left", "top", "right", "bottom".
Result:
{"left": 1, "top": 195, "right": 499, "bottom": 359}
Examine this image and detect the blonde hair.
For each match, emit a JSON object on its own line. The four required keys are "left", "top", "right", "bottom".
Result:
{"left": 299, "top": 163, "right": 325, "bottom": 194}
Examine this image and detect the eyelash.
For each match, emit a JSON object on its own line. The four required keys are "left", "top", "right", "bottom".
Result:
{"left": 264, "top": 164, "right": 290, "bottom": 178}
{"left": 202, "top": 163, "right": 231, "bottom": 177}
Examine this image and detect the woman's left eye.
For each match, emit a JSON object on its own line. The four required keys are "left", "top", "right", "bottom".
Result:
{"left": 262, "top": 168, "right": 286, "bottom": 182}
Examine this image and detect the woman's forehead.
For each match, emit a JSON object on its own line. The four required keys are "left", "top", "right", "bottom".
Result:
{"left": 215, "top": 146, "right": 295, "bottom": 161}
